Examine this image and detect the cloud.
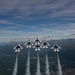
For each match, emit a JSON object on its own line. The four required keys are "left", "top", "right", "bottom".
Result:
{"left": 59, "top": 18, "right": 75, "bottom": 20}
{"left": 0, "top": 23, "right": 75, "bottom": 43}
{"left": 0, "top": 30, "right": 22, "bottom": 34}
{"left": 0, "top": 20, "right": 37, "bottom": 29}
{"left": 0, "top": 20, "right": 9, "bottom": 24}
{"left": 0, "top": 0, "right": 75, "bottom": 19}
{"left": 0, "top": 0, "right": 75, "bottom": 42}
{"left": 0, "top": 21, "right": 75, "bottom": 37}
{"left": 0, "top": 0, "right": 21, "bottom": 14}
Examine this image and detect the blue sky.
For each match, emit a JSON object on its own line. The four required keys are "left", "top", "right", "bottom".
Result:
{"left": 0, "top": 0, "right": 75, "bottom": 42}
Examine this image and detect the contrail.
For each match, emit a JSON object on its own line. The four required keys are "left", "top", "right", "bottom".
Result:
{"left": 57, "top": 53, "right": 62, "bottom": 75}
{"left": 45, "top": 52, "right": 50, "bottom": 75}
{"left": 36, "top": 52, "right": 41, "bottom": 75}
{"left": 25, "top": 51, "right": 30, "bottom": 75}
{"left": 12, "top": 53, "right": 18, "bottom": 75}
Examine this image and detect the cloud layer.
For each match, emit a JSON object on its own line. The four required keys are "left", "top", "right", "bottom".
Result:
{"left": 0, "top": 0, "right": 75, "bottom": 18}
{"left": 0, "top": 20, "right": 75, "bottom": 42}
{"left": 0, "top": 0, "right": 75, "bottom": 42}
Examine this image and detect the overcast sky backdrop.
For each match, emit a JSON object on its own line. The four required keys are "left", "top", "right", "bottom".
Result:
{"left": 0, "top": 0, "right": 75, "bottom": 42}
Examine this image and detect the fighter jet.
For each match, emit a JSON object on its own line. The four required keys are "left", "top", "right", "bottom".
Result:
{"left": 41, "top": 41, "right": 49, "bottom": 48}
{"left": 14, "top": 44, "right": 23, "bottom": 52}
{"left": 34, "top": 43, "right": 42, "bottom": 51}
{"left": 24, "top": 39, "right": 33, "bottom": 48}
{"left": 51, "top": 43, "right": 61, "bottom": 52}
{"left": 35, "top": 37, "right": 40, "bottom": 45}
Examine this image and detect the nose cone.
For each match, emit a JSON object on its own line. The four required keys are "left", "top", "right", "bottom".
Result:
{"left": 35, "top": 37, "right": 40, "bottom": 45}
{"left": 54, "top": 45, "right": 59, "bottom": 49}
{"left": 35, "top": 44, "right": 41, "bottom": 51}
{"left": 43, "top": 42, "right": 47, "bottom": 46}
{"left": 42, "top": 41, "right": 49, "bottom": 49}
{"left": 14, "top": 44, "right": 22, "bottom": 52}
{"left": 25, "top": 41, "right": 33, "bottom": 48}
{"left": 51, "top": 44, "right": 61, "bottom": 52}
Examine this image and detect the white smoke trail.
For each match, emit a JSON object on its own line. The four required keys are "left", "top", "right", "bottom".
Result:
{"left": 25, "top": 51, "right": 30, "bottom": 75}
{"left": 12, "top": 53, "right": 18, "bottom": 75}
{"left": 45, "top": 52, "right": 50, "bottom": 75}
{"left": 57, "top": 53, "right": 62, "bottom": 75}
{"left": 36, "top": 52, "right": 41, "bottom": 75}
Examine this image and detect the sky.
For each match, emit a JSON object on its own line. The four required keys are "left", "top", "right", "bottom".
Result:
{"left": 0, "top": 0, "right": 75, "bottom": 43}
